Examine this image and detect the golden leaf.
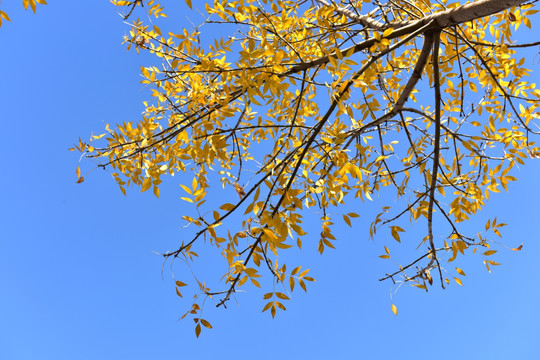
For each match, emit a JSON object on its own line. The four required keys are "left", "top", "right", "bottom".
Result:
{"left": 0, "top": 11, "right": 11, "bottom": 23}
{"left": 200, "top": 319, "right": 212, "bottom": 329}
{"left": 141, "top": 177, "right": 152, "bottom": 192}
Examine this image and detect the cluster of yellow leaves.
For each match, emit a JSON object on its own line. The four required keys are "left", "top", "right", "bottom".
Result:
{"left": 78, "top": 0, "right": 539, "bottom": 325}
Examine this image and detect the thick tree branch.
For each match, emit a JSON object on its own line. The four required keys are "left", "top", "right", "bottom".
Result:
{"left": 390, "top": 0, "right": 530, "bottom": 29}
{"left": 426, "top": 30, "right": 443, "bottom": 287}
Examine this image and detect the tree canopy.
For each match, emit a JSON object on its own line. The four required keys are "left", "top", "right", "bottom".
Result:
{"left": 68, "top": 0, "right": 539, "bottom": 335}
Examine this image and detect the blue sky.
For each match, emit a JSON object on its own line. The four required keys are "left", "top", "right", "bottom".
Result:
{"left": 1, "top": 1, "right": 539, "bottom": 359}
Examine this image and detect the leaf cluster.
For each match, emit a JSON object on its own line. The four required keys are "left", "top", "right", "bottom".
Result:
{"left": 76, "top": 0, "right": 539, "bottom": 333}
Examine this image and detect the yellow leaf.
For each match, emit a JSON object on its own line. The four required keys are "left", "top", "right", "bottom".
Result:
{"left": 262, "top": 301, "right": 273, "bottom": 312}
{"left": 263, "top": 228, "right": 278, "bottom": 241}
{"left": 220, "top": 203, "right": 235, "bottom": 211}
{"left": 391, "top": 304, "right": 398, "bottom": 315}
{"left": 0, "top": 11, "right": 11, "bottom": 22}
{"left": 456, "top": 268, "right": 466, "bottom": 276}
{"left": 153, "top": 185, "right": 160, "bottom": 198}
{"left": 483, "top": 250, "right": 497, "bottom": 256}
{"left": 185, "top": 0, "right": 192, "bottom": 9}
{"left": 76, "top": 166, "right": 81, "bottom": 179}
{"left": 175, "top": 287, "right": 183, "bottom": 297}
{"left": 179, "top": 183, "right": 192, "bottom": 195}
{"left": 365, "top": 191, "right": 373, "bottom": 201}
{"left": 382, "top": 28, "right": 394, "bottom": 38}
{"left": 175, "top": 280, "right": 187, "bottom": 287}
{"left": 454, "top": 277, "right": 463, "bottom": 286}
{"left": 195, "top": 323, "right": 201, "bottom": 337}
{"left": 200, "top": 319, "right": 212, "bottom": 329}
{"left": 238, "top": 276, "right": 248, "bottom": 287}
{"left": 299, "top": 278, "right": 307, "bottom": 292}
{"left": 391, "top": 226, "right": 404, "bottom": 242}
{"left": 141, "top": 177, "right": 152, "bottom": 192}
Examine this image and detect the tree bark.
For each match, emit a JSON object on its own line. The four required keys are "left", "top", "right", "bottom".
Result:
{"left": 392, "top": 0, "right": 529, "bottom": 29}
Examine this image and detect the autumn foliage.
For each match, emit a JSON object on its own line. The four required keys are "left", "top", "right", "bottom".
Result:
{"left": 70, "top": 0, "right": 540, "bottom": 335}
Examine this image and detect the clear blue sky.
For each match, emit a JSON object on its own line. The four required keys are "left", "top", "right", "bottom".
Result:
{"left": 1, "top": 1, "right": 539, "bottom": 359}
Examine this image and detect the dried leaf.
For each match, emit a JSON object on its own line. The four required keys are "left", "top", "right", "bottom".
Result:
{"left": 234, "top": 182, "right": 246, "bottom": 198}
